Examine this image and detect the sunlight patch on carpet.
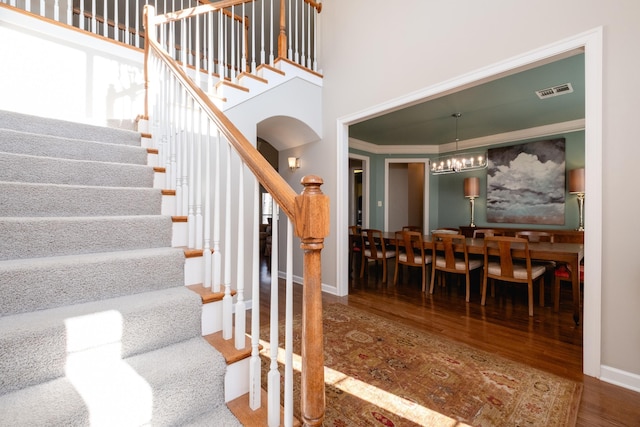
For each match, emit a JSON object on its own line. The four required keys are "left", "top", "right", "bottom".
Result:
{"left": 65, "top": 311, "right": 153, "bottom": 425}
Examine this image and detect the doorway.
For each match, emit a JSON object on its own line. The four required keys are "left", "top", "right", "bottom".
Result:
{"left": 337, "top": 29, "right": 602, "bottom": 377}
{"left": 384, "top": 159, "right": 429, "bottom": 233}
{"left": 348, "top": 153, "right": 370, "bottom": 228}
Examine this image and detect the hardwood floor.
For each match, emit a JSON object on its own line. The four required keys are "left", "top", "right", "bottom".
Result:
{"left": 256, "top": 258, "right": 640, "bottom": 426}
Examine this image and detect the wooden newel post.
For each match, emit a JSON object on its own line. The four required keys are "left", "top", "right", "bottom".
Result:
{"left": 294, "top": 175, "right": 329, "bottom": 427}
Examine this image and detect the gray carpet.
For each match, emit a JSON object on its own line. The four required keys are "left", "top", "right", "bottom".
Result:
{"left": 0, "top": 110, "right": 241, "bottom": 426}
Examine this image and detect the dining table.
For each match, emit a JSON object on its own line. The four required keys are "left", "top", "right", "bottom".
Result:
{"left": 383, "top": 232, "right": 585, "bottom": 325}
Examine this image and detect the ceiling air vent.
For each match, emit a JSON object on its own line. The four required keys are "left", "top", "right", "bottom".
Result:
{"left": 535, "top": 83, "right": 574, "bottom": 99}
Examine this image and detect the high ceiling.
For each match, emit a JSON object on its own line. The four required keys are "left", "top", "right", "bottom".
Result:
{"left": 349, "top": 53, "right": 585, "bottom": 148}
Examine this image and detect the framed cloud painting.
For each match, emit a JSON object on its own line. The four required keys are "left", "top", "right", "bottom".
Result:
{"left": 487, "top": 139, "right": 565, "bottom": 225}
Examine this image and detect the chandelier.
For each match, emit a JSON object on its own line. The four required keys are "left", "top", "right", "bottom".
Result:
{"left": 430, "top": 113, "right": 488, "bottom": 175}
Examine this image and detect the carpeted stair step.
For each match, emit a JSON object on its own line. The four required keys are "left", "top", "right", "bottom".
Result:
{"left": 0, "top": 337, "right": 240, "bottom": 427}
{"left": 0, "top": 181, "right": 162, "bottom": 217}
{"left": 0, "top": 109, "right": 142, "bottom": 146}
{"left": 0, "top": 286, "right": 202, "bottom": 395}
{"left": 0, "top": 215, "right": 173, "bottom": 260}
{"left": 0, "top": 247, "right": 186, "bottom": 316}
{"left": 0, "top": 128, "right": 148, "bottom": 164}
{"left": 0, "top": 151, "right": 154, "bottom": 187}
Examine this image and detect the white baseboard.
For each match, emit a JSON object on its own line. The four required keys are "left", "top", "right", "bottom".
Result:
{"left": 600, "top": 365, "right": 640, "bottom": 394}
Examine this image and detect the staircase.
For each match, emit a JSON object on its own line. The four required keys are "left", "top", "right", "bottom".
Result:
{"left": 0, "top": 110, "right": 242, "bottom": 426}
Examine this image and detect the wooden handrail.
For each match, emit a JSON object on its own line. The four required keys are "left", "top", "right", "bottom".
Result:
{"left": 153, "top": 0, "right": 254, "bottom": 25}
{"left": 304, "top": 0, "right": 323, "bottom": 13}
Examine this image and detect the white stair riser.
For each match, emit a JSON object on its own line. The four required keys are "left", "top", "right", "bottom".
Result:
{"left": 225, "top": 358, "right": 250, "bottom": 403}
{"left": 153, "top": 171, "right": 164, "bottom": 188}
{"left": 172, "top": 221, "right": 188, "bottom": 247}
{"left": 201, "top": 300, "right": 223, "bottom": 336}
{"left": 184, "top": 256, "right": 203, "bottom": 287}
{"left": 161, "top": 195, "right": 176, "bottom": 216}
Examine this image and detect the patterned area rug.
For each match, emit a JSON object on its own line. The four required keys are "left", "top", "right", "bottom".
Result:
{"left": 260, "top": 303, "right": 582, "bottom": 427}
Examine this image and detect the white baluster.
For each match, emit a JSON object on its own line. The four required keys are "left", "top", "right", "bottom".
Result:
{"left": 294, "top": 0, "right": 298, "bottom": 63}
{"left": 180, "top": 100, "right": 189, "bottom": 216}
{"left": 212, "top": 127, "right": 222, "bottom": 293}
{"left": 287, "top": 0, "right": 292, "bottom": 60}
{"left": 284, "top": 219, "right": 294, "bottom": 427}
{"left": 53, "top": 0, "right": 59, "bottom": 22}
{"left": 174, "top": 89, "right": 184, "bottom": 207}
{"left": 103, "top": 0, "right": 108, "bottom": 37}
{"left": 195, "top": 110, "right": 203, "bottom": 250}
{"left": 218, "top": 11, "right": 225, "bottom": 79}
{"left": 230, "top": 4, "right": 236, "bottom": 80}
{"left": 241, "top": 2, "right": 246, "bottom": 73}
{"left": 300, "top": 1, "right": 305, "bottom": 67}
{"left": 260, "top": 0, "right": 265, "bottom": 65}
{"left": 207, "top": 11, "right": 214, "bottom": 94}
{"left": 180, "top": 14, "right": 187, "bottom": 73}
{"left": 187, "top": 99, "right": 196, "bottom": 249}
{"left": 66, "top": 0, "right": 71, "bottom": 25}
{"left": 306, "top": 2, "right": 311, "bottom": 68}
{"left": 250, "top": 1, "right": 256, "bottom": 72}
{"left": 202, "top": 118, "right": 212, "bottom": 288}
{"left": 125, "top": 0, "right": 130, "bottom": 45}
{"left": 269, "top": 0, "right": 274, "bottom": 64}
{"left": 195, "top": 13, "right": 201, "bottom": 88}
{"left": 249, "top": 177, "right": 261, "bottom": 410}
{"left": 235, "top": 161, "right": 246, "bottom": 350}
{"left": 91, "top": 0, "right": 96, "bottom": 33}
{"left": 114, "top": 0, "right": 119, "bottom": 41}
{"left": 39, "top": 0, "right": 44, "bottom": 17}
{"left": 313, "top": 6, "right": 318, "bottom": 71}
{"left": 25, "top": 1, "right": 31, "bottom": 15}
{"left": 222, "top": 143, "right": 233, "bottom": 340}
{"left": 268, "top": 201, "right": 280, "bottom": 427}
{"left": 135, "top": 0, "right": 140, "bottom": 47}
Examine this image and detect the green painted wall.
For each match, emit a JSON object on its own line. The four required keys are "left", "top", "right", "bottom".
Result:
{"left": 350, "top": 130, "right": 585, "bottom": 231}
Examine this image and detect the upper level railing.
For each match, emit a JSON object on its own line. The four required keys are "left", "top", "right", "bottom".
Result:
{"left": 144, "top": 3, "right": 326, "bottom": 427}
{"left": 0, "top": 0, "right": 322, "bottom": 78}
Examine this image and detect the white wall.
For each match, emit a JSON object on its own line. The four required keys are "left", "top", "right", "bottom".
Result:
{"left": 314, "top": 0, "right": 640, "bottom": 389}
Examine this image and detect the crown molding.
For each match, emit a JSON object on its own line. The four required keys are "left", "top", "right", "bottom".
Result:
{"left": 349, "top": 119, "right": 585, "bottom": 155}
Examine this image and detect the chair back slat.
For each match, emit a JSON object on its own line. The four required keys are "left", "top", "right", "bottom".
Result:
{"left": 515, "top": 230, "right": 554, "bottom": 243}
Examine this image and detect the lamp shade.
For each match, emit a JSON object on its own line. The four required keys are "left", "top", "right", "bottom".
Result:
{"left": 569, "top": 168, "right": 585, "bottom": 194}
{"left": 464, "top": 177, "right": 480, "bottom": 198}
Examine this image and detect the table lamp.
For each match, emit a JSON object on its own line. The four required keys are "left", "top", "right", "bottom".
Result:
{"left": 464, "top": 177, "right": 480, "bottom": 227}
{"left": 569, "top": 168, "right": 585, "bottom": 231}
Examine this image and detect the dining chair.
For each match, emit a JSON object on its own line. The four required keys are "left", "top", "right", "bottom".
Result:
{"left": 431, "top": 227, "right": 460, "bottom": 235}
{"left": 481, "top": 236, "right": 546, "bottom": 317}
{"left": 514, "top": 230, "right": 554, "bottom": 243}
{"left": 554, "top": 262, "right": 584, "bottom": 312}
{"left": 430, "top": 232, "right": 483, "bottom": 302}
{"left": 360, "top": 229, "right": 396, "bottom": 283}
{"left": 393, "top": 230, "right": 432, "bottom": 291}
{"left": 402, "top": 225, "right": 422, "bottom": 232}
{"left": 472, "top": 228, "right": 503, "bottom": 238}
{"left": 515, "top": 231, "right": 556, "bottom": 306}
{"left": 349, "top": 225, "right": 362, "bottom": 277}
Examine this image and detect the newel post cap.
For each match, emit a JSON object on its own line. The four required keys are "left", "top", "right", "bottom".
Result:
{"left": 294, "top": 175, "right": 330, "bottom": 240}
